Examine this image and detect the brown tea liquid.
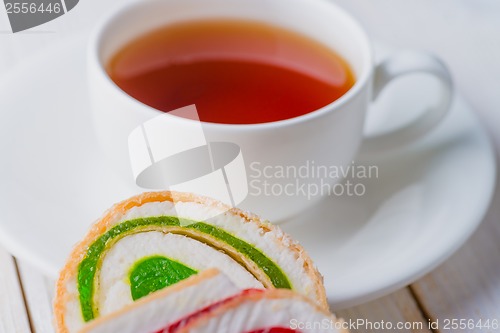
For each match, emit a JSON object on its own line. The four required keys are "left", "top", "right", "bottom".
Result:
{"left": 107, "top": 20, "right": 355, "bottom": 124}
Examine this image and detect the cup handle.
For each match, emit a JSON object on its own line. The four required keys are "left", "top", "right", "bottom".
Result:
{"left": 359, "top": 51, "right": 453, "bottom": 154}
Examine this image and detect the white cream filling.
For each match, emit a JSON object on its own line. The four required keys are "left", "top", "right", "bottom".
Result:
{"left": 98, "top": 231, "right": 262, "bottom": 316}
{"left": 82, "top": 271, "right": 240, "bottom": 333}
{"left": 186, "top": 297, "right": 340, "bottom": 333}
{"left": 118, "top": 201, "right": 316, "bottom": 297}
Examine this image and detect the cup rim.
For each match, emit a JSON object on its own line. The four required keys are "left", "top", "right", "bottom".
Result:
{"left": 89, "top": 0, "right": 374, "bottom": 131}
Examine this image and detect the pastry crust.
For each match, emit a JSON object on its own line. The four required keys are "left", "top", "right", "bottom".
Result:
{"left": 54, "top": 191, "right": 327, "bottom": 333}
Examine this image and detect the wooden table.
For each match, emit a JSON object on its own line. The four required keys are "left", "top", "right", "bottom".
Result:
{"left": 1, "top": 1, "right": 500, "bottom": 332}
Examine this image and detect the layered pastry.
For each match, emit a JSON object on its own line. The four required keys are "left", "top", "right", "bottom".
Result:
{"left": 54, "top": 192, "right": 326, "bottom": 333}
{"left": 174, "top": 289, "right": 346, "bottom": 333}
{"left": 80, "top": 269, "right": 345, "bottom": 333}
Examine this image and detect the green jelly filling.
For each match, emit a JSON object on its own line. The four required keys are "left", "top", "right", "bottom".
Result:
{"left": 77, "top": 216, "right": 291, "bottom": 322}
{"left": 129, "top": 255, "right": 197, "bottom": 301}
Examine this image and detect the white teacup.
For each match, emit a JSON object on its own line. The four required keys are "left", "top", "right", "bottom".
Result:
{"left": 88, "top": 0, "right": 452, "bottom": 222}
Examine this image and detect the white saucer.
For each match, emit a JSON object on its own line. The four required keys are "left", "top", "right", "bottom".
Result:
{"left": 0, "top": 37, "right": 495, "bottom": 310}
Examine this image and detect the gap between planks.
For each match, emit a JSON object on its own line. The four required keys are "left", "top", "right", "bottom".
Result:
{"left": 17, "top": 260, "right": 56, "bottom": 333}
{"left": 13, "top": 258, "right": 36, "bottom": 333}
{"left": 0, "top": 247, "right": 31, "bottom": 333}
{"left": 336, "top": 287, "right": 433, "bottom": 333}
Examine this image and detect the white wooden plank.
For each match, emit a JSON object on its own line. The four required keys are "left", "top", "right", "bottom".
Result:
{"left": 17, "top": 261, "right": 55, "bottom": 333}
{"left": 411, "top": 196, "right": 500, "bottom": 327}
{"left": 337, "top": 288, "right": 431, "bottom": 333}
{"left": 0, "top": 247, "right": 31, "bottom": 333}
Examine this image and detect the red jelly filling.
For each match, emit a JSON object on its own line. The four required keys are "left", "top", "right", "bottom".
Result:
{"left": 246, "top": 328, "right": 299, "bottom": 333}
